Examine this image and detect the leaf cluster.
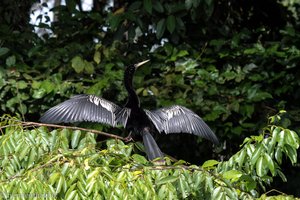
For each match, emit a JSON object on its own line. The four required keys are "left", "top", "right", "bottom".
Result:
{"left": 0, "top": 112, "right": 299, "bottom": 199}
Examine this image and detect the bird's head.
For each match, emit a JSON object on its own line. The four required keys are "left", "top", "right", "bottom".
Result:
{"left": 126, "top": 60, "right": 150, "bottom": 75}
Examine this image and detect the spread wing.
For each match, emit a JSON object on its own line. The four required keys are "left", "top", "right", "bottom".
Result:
{"left": 40, "top": 94, "right": 130, "bottom": 127}
{"left": 145, "top": 105, "right": 219, "bottom": 144}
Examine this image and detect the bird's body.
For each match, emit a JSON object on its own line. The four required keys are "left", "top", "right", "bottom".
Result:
{"left": 40, "top": 60, "right": 218, "bottom": 161}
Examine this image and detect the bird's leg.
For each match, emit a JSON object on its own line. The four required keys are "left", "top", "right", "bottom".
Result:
{"left": 124, "top": 130, "right": 134, "bottom": 142}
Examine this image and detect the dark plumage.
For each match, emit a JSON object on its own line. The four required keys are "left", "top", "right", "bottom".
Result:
{"left": 40, "top": 60, "right": 219, "bottom": 161}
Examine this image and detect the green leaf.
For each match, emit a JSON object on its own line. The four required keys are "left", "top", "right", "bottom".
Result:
{"left": 143, "top": 0, "right": 152, "bottom": 14}
{"left": 71, "top": 130, "right": 81, "bottom": 149}
{"left": 285, "top": 129, "right": 299, "bottom": 149}
{"left": 268, "top": 126, "right": 280, "bottom": 154}
{"left": 41, "top": 79, "right": 55, "bottom": 93}
{"left": 27, "top": 148, "right": 37, "bottom": 168}
{"left": 132, "top": 154, "right": 148, "bottom": 164}
{"left": 277, "top": 170, "right": 287, "bottom": 182}
{"left": 202, "top": 159, "right": 219, "bottom": 168}
{"left": 50, "top": 173, "right": 61, "bottom": 185}
{"left": 173, "top": 160, "right": 187, "bottom": 165}
{"left": 264, "top": 153, "right": 275, "bottom": 176}
{"left": 77, "top": 181, "right": 86, "bottom": 196}
{"left": 6, "top": 55, "right": 16, "bottom": 66}
{"left": 18, "top": 145, "right": 30, "bottom": 161}
{"left": 275, "top": 147, "right": 283, "bottom": 164}
{"left": 250, "top": 144, "right": 263, "bottom": 165}
{"left": 178, "top": 176, "right": 188, "bottom": 198}
{"left": 129, "top": 1, "right": 142, "bottom": 10}
{"left": 156, "top": 18, "right": 166, "bottom": 39}
{"left": 237, "top": 149, "right": 246, "bottom": 168}
{"left": 65, "top": 188, "right": 77, "bottom": 200}
{"left": 84, "top": 61, "right": 94, "bottom": 74}
{"left": 205, "top": 176, "right": 213, "bottom": 192}
{"left": 212, "top": 186, "right": 222, "bottom": 199}
{"left": 240, "top": 175, "right": 257, "bottom": 191}
{"left": 204, "top": 0, "right": 213, "bottom": 6}
{"left": 0, "top": 47, "right": 9, "bottom": 56}
{"left": 277, "top": 130, "right": 285, "bottom": 147}
{"left": 149, "top": 85, "right": 159, "bottom": 95}
{"left": 156, "top": 176, "right": 178, "bottom": 185}
{"left": 223, "top": 170, "right": 243, "bottom": 181}
{"left": 109, "top": 15, "right": 122, "bottom": 31}
{"left": 256, "top": 156, "right": 267, "bottom": 177}
{"left": 93, "top": 51, "right": 101, "bottom": 64}
{"left": 177, "top": 50, "right": 189, "bottom": 57}
{"left": 253, "top": 92, "right": 272, "bottom": 101}
{"left": 87, "top": 168, "right": 100, "bottom": 182}
{"left": 153, "top": 1, "right": 164, "bottom": 13}
{"left": 56, "top": 176, "right": 64, "bottom": 194}
{"left": 71, "top": 56, "right": 85, "bottom": 73}
{"left": 166, "top": 15, "right": 176, "bottom": 33}
{"left": 32, "top": 88, "right": 46, "bottom": 99}
{"left": 16, "top": 80, "right": 28, "bottom": 89}
{"left": 185, "top": 0, "right": 193, "bottom": 9}
{"left": 224, "top": 187, "right": 237, "bottom": 199}
{"left": 284, "top": 144, "right": 297, "bottom": 164}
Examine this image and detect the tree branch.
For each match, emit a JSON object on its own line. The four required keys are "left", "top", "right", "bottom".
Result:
{"left": 0, "top": 120, "right": 125, "bottom": 141}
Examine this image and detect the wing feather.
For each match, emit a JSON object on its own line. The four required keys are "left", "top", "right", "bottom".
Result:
{"left": 115, "top": 108, "right": 131, "bottom": 126}
{"left": 40, "top": 94, "right": 130, "bottom": 127}
{"left": 145, "top": 105, "right": 219, "bottom": 144}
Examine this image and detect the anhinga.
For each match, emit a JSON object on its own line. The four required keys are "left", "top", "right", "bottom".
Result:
{"left": 40, "top": 60, "right": 219, "bottom": 161}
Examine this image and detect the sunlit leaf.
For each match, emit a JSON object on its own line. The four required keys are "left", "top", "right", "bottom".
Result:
{"left": 223, "top": 170, "right": 243, "bottom": 182}
{"left": 56, "top": 176, "right": 64, "bottom": 194}
{"left": 237, "top": 149, "right": 246, "bottom": 168}
{"left": 71, "top": 130, "right": 81, "bottom": 149}
{"left": 156, "top": 176, "right": 178, "bottom": 185}
{"left": 285, "top": 129, "right": 299, "bottom": 149}
{"left": 212, "top": 186, "right": 222, "bottom": 199}
{"left": 71, "top": 56, "right": 85, "bottom": 73}
{"left": 251, "top": 144, "right": 263, "bottom": 166}
{"left": 256, "top": 156, "right": 266, "bottom": 177}
{"left": 93, "top": 51, "right": 101, "bottom": 64}
{"left": 132, "top": 154, "right": 148, "bottom": 164}
{"left": 277, "top": 130, "right": 285, "bottom": 147}
{"left": 202, "top": 159, "right": 219, "bottom": 169}
{"left": 283, "top": 144, "right": 297, "bottom": 164}
{"left": 84, "top": 61, "right": 94, "bottom": 74}
{"left": 264, "top": 153, "right": 275, "bottom": 176}
{"left": 275, "top": 147, "right": 283, "bottom": 164}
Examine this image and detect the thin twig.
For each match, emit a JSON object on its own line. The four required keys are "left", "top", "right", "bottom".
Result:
{"left": 0, "top": 121, "right": 125, "bottom": 141}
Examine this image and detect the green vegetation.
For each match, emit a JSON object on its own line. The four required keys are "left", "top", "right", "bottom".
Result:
{"left": 0, "top": 0, "right": 300, "bottom": 199}
{"left": 0, "top": 112, "right": 299, "bottom": 199}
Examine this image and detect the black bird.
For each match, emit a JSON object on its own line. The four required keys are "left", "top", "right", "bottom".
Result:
{"left": 40, "top": 60, "right": 219, "bottom": 161}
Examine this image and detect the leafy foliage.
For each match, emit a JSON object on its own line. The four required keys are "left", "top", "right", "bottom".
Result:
{"left": 0, "top": 112, "right": 299, "bottom": 199}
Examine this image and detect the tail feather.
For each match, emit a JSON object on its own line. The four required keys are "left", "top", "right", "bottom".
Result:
{"left": 142, "top": 130, "right": 164, "bottom": 161}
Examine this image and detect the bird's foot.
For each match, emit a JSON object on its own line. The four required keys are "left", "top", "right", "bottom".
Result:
{"left": 124, "top": 133, "right": 134, "bottom": 142}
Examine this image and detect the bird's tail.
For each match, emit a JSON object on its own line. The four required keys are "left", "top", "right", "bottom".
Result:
{"left": 142, "top": 128, "right": 164, "bottom": 161}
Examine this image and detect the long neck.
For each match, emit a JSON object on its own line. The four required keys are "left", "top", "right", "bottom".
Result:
{"left": 124, "top": 67, "right": 140, "bottom": 109}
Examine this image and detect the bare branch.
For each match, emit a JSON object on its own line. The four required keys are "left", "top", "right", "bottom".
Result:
{"left": 0, "top": 120, "right": 125, "bottom": 141}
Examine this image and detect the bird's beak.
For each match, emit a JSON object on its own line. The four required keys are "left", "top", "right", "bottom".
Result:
{"left": 134, "top": 59, "right": 150, "bottom": 69}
